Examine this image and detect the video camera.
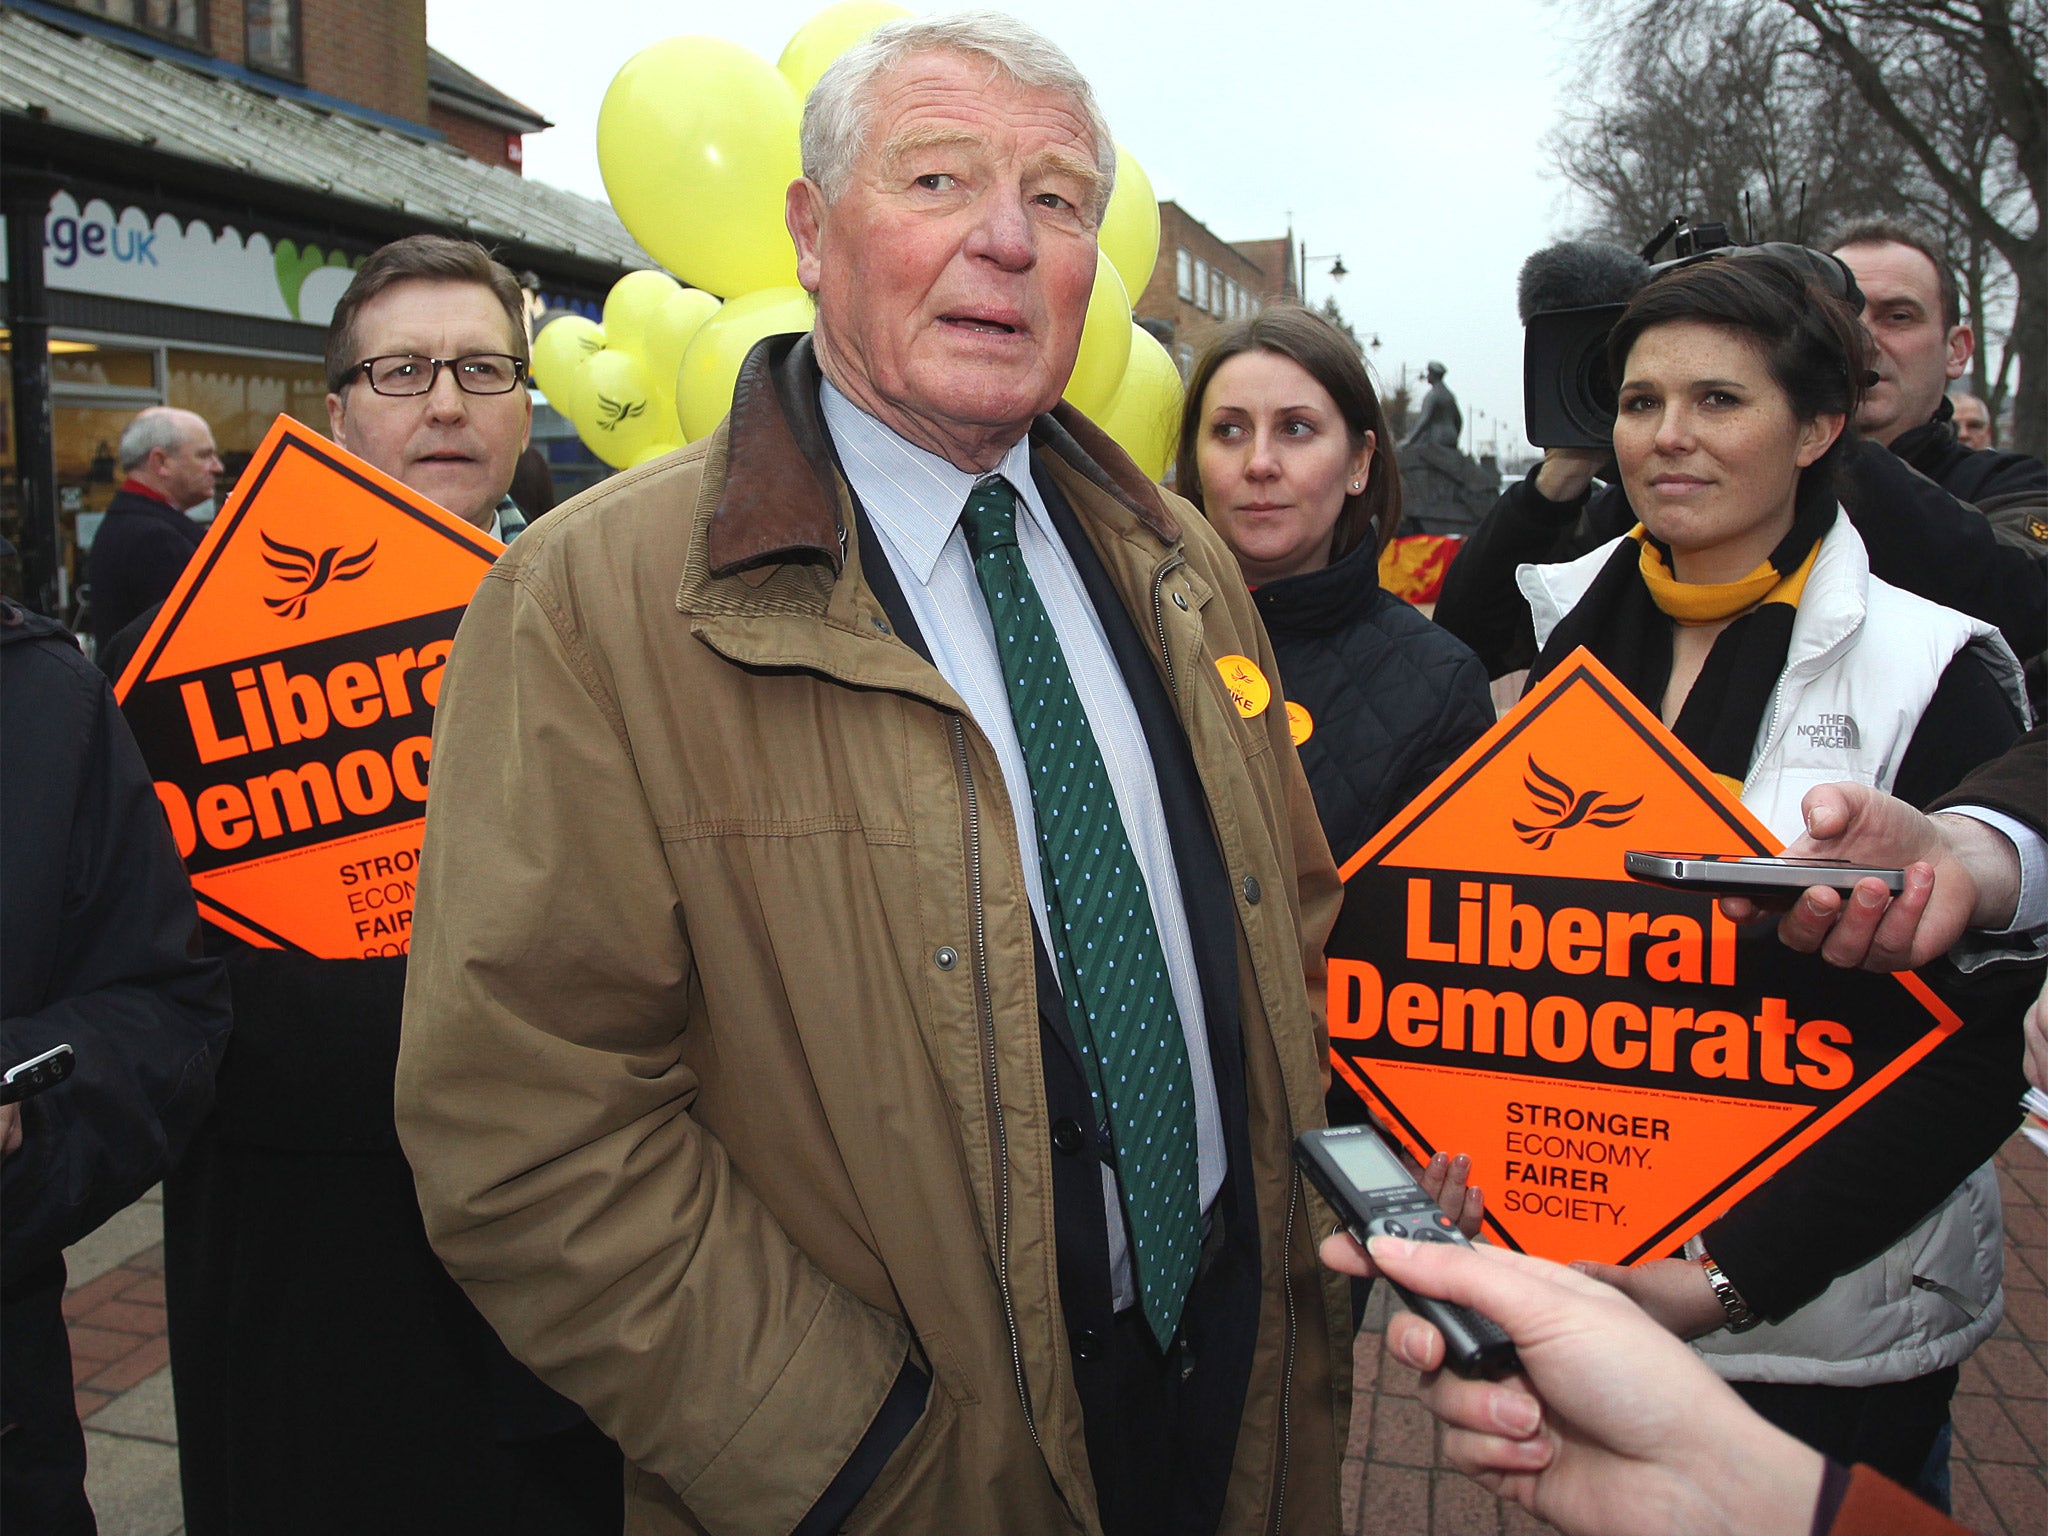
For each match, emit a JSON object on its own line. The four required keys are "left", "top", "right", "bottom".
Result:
{"left": 1519, "top": 219, "right": 1864, "bottom": 449}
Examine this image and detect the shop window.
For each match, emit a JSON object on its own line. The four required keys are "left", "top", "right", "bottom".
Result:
{"left": 59, "top": 1, "right": 205, "bottom": 47}
{"left": 52, "top": 343, "right": 158, "bottom": 393}
{"left": 245, "top": 0, "right": 300, "bottom": 78}
{"left": 168, "top": 349, "right": 328, "bottom": 459}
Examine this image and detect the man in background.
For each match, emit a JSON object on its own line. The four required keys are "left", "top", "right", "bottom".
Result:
{"left": 89, "top": 406, "right": 220, "bottom": 655}
{"left": 1948, "top": 390, "right": 1994, "bottom": 451}
{"left": 160, "top": 234, "right": 617, "bottom": 1536}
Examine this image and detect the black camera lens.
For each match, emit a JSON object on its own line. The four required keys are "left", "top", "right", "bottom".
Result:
{"left": 1523, "top": 303, "right": 1626, "bottom": 450}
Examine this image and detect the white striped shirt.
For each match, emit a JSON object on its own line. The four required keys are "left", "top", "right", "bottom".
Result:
{"left": 821, "top": 378, "right": 1223, "bottom": 1310}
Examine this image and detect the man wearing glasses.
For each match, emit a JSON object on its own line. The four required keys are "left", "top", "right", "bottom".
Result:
{"left": 161, "top": 237, "right": 622, "bottom": 1536}
{"left": 324, "top": 237, "right": 535, "bottom": 537}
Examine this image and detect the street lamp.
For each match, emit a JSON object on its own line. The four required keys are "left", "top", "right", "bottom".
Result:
{"left": 1298, "top": 245, "right": 1346, "bottom": 303}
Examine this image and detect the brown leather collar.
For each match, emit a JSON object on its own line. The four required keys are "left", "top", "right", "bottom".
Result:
{"left": 704, "top": 333, "right": 1180, "bottom": 579}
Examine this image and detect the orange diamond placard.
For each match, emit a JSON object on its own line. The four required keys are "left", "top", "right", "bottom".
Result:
{"left": 1327, "top": 648, "right": 1967, "bottom": 1266}
{"left": 114, "top": 416, "right": 501, "bottom": 958}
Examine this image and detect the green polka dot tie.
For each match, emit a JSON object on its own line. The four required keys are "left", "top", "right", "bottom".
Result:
{"left": 960, "top": 475, "right": 1200, "bottom": 1350}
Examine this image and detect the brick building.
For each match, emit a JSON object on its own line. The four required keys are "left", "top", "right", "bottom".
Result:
{"left": 1, "top": 0, "right": 646, "bottom": 615}
{"left": 1133, "top": 202, "right": 1297, "bottom": 376}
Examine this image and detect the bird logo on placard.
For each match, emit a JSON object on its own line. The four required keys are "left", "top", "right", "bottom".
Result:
{"left": 595, "top": 394, "right": 645, "bottom": 431}
{"left": 1513, "top": 756, "right": 1641, "bottom": 851}
{"left": 260, "top": 532, "right": 378, "bottom": 620}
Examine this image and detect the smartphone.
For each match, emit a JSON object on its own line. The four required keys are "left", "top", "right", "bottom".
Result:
{"left": 1294, "top": 1125, "right": 1519, "bottom": 1379}
{"left": 1625, "top": 851, "right": 1906, "bottom": 898}
{"left": 0, "top": 1045, "right": 75, "bottom": 1106}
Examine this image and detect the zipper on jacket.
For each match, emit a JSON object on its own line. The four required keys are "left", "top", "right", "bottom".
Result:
{"left": 1748, "top": 625, "right": 1859, "bottom": 796}
{"left": 1150, "top": 542, "right": 1302, "bottom": 1529}
{"left": 951, "top": 714, "right": 1040, "bottom": 1451}
{"left": 1150, "top": 554, "right": 1187, "bottom": 701}
{"left": 1269, "top": 1169, "right": 1299, "bottom": 1535}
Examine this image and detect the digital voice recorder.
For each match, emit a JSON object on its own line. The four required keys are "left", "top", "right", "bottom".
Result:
{"left": 1294, "top": 1125, "right": 1520, "bottom": 1379}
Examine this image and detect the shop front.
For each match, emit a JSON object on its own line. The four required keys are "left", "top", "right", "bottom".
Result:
{"left": 3, "top": 4, "right": 651, "bottom": 617}
{"left": 2, "top": 184, "right": 614, "bottom": 623}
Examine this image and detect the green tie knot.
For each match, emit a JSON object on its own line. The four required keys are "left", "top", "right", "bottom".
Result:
{"left": 960, "top": 477, "right": 1021, "bottom": 560}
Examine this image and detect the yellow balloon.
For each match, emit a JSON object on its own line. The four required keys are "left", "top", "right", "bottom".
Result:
{"left": 602, "top": 270, "right": 686, "bottom": 357}
{"left": 597, "top": 37, "right": 803, "bottom": 299}
{"left": 575, "top": 349, "right": 669, "bottom": 470}
{"left": 1097, "top": 324, "right": 1184, "bottom": 483}
{"left": 642, "top": 289, "right": 723, "bottom": 401}
{"left": 1062, "top": 254, "right": 1132, "bottom": 421}
{"left": 777, "top": 2, "right": 912, "bottom": 101}
{"left": 628, "top": 441, "right": 685, "bottom": 468}
{"left": 1098, "top": 143, "right": 1160, "bottom": 302}
{"left": 678, "top": 286, "right": 817, "bottom": 441}
{"left": 530, "top": 314, "right": 604, "bottom": 418}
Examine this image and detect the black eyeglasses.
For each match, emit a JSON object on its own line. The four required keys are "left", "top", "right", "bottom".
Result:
{"left": 350, "top": 354, "right": 528, "bottom": 397}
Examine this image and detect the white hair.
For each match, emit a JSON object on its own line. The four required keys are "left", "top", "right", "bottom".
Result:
{"left": 800, "top": 11, "right": 1116, "bottom": 221}
{"left": 118, "top": 407, "right": 200, "bottom": 474}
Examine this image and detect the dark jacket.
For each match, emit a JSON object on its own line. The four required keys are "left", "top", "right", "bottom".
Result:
{"left": 0, "top": 600, "right": 230, "bottom": 1535}
{"left": 1250, "top": 537, "right": 1494, "bottom": 869}
{"left": 1929, "top": 723, "right": 2046, "bottom": 833}
{"left": 88, "top": 484, "right": 206, "bottom": 654}
{"left": 146, "top": 512, "right": 619, "bottom": 1536}
{"left": 1435, "top": 404, "right": 2048, "bottom": 685}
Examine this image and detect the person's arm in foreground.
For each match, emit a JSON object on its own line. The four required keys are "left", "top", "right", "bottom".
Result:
{"left": 1, "top": 649, "right": 229, "bottom": 1282}
{"left": 1318, "top": 1233, "right": 1969, "bottom": 1536}
{"left": 1433, "top": 450, "right": 1618, "bottom": 680}
{"left": 394, "top": 560, "right": 919, "bottom": 1533}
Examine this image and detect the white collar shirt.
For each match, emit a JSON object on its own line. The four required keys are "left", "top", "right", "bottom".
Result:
{"left": 819, "top": 377, "right": 1224, "bottom": 1311}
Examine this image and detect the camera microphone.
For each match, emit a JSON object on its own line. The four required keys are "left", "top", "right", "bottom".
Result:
{"left": 1516, "top": 242, "right": 1649, "bottom": 323}
{"left": 1519, "top": 242, "right": 1651, "bottom": 449}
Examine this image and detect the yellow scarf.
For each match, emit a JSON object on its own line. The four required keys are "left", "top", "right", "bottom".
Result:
{"left": 1631, "top": 525, "right": 1821, "bottom": 626}
{"left": 1629, "top": 525, "right": 1823, "bottom": 796}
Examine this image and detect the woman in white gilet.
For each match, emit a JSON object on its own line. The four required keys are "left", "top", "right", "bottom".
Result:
{"left": 1510, "top": 247, "right": 2030, "bottom": 1508}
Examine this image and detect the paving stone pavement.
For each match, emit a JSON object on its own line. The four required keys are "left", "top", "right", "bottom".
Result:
{"left": 1340, "top": 1130, "right": 2048, "bottom": 1535}
{"left": 65, "top": 1140, "right": 2047, "bottom": 1536}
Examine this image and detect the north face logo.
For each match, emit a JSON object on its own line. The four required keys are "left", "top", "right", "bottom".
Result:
{"left": 1797, "top": 713, "right": 1860, "bottom": 750}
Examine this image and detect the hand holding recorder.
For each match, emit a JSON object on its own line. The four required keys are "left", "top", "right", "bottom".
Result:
{"left": 1321, "top": 1232, "right": 1834, "bottom": 1536}
{"left": 1294, "top": 1127, "right": 1517, "bottom": 1378}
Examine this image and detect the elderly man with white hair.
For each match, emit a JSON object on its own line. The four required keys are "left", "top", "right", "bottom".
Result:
{"left": 88, "top": 405, "right": 221, "bottom": 651}
{"left": 398, "top": 12, "right": 1348, "bottom": 1535}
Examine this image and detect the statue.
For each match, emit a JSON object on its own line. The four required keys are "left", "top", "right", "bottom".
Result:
{"left": 1395, "top": 361, "right": 1494, "bottom": 536}
{"left": 1401, "top": 361, "right": 1463, "bottom": 451}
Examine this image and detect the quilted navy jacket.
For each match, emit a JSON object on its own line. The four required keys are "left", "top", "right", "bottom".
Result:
{"left": 1249, "top": 536, "right": 1494, "bottom": 869}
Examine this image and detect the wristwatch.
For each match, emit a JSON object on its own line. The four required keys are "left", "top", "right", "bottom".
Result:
{"left": 1699, "top": 1250, "right": 1761, "bottom": 1333}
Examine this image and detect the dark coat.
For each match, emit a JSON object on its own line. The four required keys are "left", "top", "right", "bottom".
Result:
{"left": 1250, "top": 538, "right": 1495, "bottom": 869}
{"left": 159, "top": 493, "right": 620, "bottom": 1536}
{"left": 1435, "top": 405, "right": 2048, "bottom": 684}
{"left": 1250, "top": 539, "right": 1494, "bottom": 1131}
{"left": 88, "top": 485, "right": 206, "bottom": 654}
{"left": 1929, "top": 723, "right": 2046, "bottom": 833}
{"left": 0, "top": 600, "right": 230, "bottom": 1535}
{"left": 162, "top": 953, "right": 621, "bottom": 1536}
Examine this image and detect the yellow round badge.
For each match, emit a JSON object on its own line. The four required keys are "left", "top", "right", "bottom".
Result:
{"left": 1285, "top": 701, "right": 1313, "bottom": 745}
{"left": 1215, "top": 654, "right": 1272, "bottom": 717}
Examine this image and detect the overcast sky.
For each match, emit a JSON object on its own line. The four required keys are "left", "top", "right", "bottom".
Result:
{"left": 429, "top": 0, "right": 1602, "bottom": 452}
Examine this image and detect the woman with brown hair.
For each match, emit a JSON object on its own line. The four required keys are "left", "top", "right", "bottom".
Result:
{"left": 1177, "top": 304, "right": 1493, "bottom": 879}
{"left": 1179, "top": 305, "right": 1493, "bottom": 1177}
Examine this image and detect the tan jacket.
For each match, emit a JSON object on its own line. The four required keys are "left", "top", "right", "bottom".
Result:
{"left": 396, "top": 339, "right": 1349, "bottom": 1535}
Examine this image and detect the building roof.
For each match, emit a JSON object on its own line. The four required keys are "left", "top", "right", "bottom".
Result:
{"left": 428, "top": 47, "right": 551, "bottom": 135}
{"left": 0, "top": 7, "right": 651, "bottom": 274}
